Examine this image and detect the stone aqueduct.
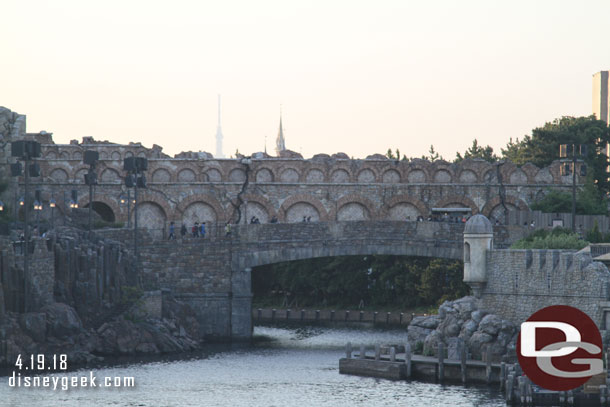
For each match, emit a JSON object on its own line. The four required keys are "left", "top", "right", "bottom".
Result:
{"left": 17, "top": 134, "right": 580, "bottom": 229}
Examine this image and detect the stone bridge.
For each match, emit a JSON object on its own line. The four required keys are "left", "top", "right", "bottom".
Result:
{"left": 97, "top": 221, "right": 525, "bottom": 340}
{"left": 9, "top": 132, "right": 581, "bottom": 230}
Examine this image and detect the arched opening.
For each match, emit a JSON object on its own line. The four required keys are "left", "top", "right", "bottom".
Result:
{"left": 84, "top": 201, "right": 116, "bottom": 222}
{"left": 464, "top": 242, "right": 471, "bottom": 263}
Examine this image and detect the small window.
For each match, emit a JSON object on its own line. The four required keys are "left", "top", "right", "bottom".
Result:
{"left": 464, "top": 242, "right": 471, "bottom": 263}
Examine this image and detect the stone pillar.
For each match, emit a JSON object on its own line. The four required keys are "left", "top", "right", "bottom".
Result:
{"left": 231, "top": 267, "right": 253, "bottom": 339}
{"left": 463, "top": 214, "right": 493, "bottom": 298}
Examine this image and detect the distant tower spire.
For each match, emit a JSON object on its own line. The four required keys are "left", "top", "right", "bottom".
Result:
{"left": 275, "top": 107, "right": 286, "bottom": 156}
{"left": 215, "top": 94, "right": 224, "bottom": 158}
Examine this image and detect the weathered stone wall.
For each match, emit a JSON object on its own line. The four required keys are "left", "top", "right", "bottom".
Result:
{"left": 9, "top": 132, "right": 580, "bottom": 231}
{"left": 480, "top": 249, "right": 610, "bottom": 328}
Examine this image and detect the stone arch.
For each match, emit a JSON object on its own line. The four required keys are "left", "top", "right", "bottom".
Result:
{"left": 381, "top": 195, "right": 428, "bottom": 220}
{"left": 382, "top": 169, "right": 401, "bottom": 183}
{"left": 177, "top": 168, "right": 197, "bottom": 182}
{"left": 229, "top": 168, "right": 246, "bottom": 182}
{"left": 480, "top": 195, "right": 529, "bottom": 218}
{"left": 328, "top": 194, "right": 377, "bottom": 221}
{"left": 111, "top": 151, "right": 121, "bottom": 161}
{"left": 534, "top": 168, "right": 553, "bottom": 183}
{"left": 240, "top": 194, "right": 277, "bottom": 224}
{"left": 135, "top": 191, "right": 173, "bottom": 223}
{"left": 137, "top": 151, "right": 147, "bottom": 158}
{"left": 136, "top": 201, "right": 167, "bottom": 230}
{"left": 433, "top": 169, "right": 452, "bottom": 183}
{"left": 255, "top": 167, "right": 274, "bottom": 183}
{"left": 305, "top": 168, "right": 325, "bottom": 183}
{"left": 406, "top": 167, "right": 428, "bottom": 183}
{"left": 48, "top": 168, "right": 69, "bottom": 183}
{"left": 279, "top": 167, "right": 300, "bottom": 183}
{"left": 204, "top": 168, "right": 222, "bottom": 182}
{"left": 330, "top": 168, "right": 350, "bottom": 183}
{"left": 279, "top": 194, "right": 328, "bottom": 222}
{"left": 151, "top": 168, "right": 171, "bottom": 183}
{"left": 125, "top": 151, "right": 134, "bottom": 158}
{"left": 59, "top": 151, "right": 70, "bottom": 160}
{"left": 99, "top": 151, "right": 108, "bottom": 160}
{"left": 458, "top": 169, "right": 478, "bottom": 183}
{"left": 176, "top": 194, "right": 226, "bottom": 223}
{"left": 72, "top": 150, "right": 83, "bottom": 160}
{"left": 181, "top": 202, "right": 218, "bottom": 226}
{"left": 73, "top": 168, "right": 88, "bottom": 184}
{"left": 509, "top": 168, "right": 528, "bottom": 184}
{"left": 100, "top": 168, "right": 122, "bottom": 184}
{"left": 435, "top": 196, "right": 479, "bottom": 214}
{"left": 77, "top": 195, "right": 121, "bottom": 223}
{"left": 45, "top": 151, "right": 57, "bottom": 159}
{"left": 357, "top": 168, "right": 377, "bottom": 183}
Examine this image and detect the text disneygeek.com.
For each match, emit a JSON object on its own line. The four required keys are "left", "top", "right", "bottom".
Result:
{"left": 8, "top": 371, "right": 135, "bottom": 391}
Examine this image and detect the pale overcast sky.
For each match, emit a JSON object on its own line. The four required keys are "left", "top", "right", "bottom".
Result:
{"left": 2, "top": 0, "right": 610, "bottom": 159}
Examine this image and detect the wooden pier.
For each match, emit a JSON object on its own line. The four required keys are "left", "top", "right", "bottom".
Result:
{"left": 253, "top": 308, "right": 414, "bottom": 326}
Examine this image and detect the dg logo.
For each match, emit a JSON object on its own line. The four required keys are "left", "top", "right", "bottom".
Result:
{"left": 517, "top": 305, "right": 603, "bottom": 391}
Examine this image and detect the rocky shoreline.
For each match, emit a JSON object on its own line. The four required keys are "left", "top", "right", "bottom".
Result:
{"left": 0, "top": 295, "right": 204, "bottom": 368}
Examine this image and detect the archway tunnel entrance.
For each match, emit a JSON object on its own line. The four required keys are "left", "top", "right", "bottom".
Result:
{"left": 84, "top": 201, "right": 116, "bottom": 223}
{"left": 251, "top": 255, "right": 468, "bottom": 312}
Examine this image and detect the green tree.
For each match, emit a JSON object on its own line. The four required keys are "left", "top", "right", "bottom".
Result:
{"left": 455, "top": 139, "right": 498, "bottom": 163}
{"left": 500, "top": 116, "right": 610, "bottom": 192}
{"left": 422, "top": 145, "right": 443, "bottom": 161}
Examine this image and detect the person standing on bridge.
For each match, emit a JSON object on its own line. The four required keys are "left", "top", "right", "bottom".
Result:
{"left": 200, "top": 222, "right": 206, "bottom": 239}
{"left": 192, "top": 222, "right": 199, "bottom": 238}
{"left": 168, "top": 221, "right": 175, "bottom": 240}
{"left": 180, "top": 224, "right": 187, "bottom": 238}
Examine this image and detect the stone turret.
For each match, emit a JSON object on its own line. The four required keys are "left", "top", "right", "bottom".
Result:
{"left": 463, "top": 214, "right": 493, "bottom": 298}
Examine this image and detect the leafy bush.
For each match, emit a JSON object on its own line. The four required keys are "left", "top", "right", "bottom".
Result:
{"left": 511, "top": 229, "right": 588, "bottom": 250}
{"left": 532, "top": 183, "right": 607, "bottom": 215}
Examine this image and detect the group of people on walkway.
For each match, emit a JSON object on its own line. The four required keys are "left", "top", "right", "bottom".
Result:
{"left": 167, "top": 221, "right": 232, "bottom": 240}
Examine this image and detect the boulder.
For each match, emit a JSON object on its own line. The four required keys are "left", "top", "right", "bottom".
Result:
{"left": 42, "top": 303, "right": 83, "bottom": 339}
{"left": 478, "top": 314, "right": 502, "bottom": 336}
{"left": 19, "top": 313, "right": 47, "bottom": 342}
{"left": 423, "top": 331, "right": 443, "bottom": 356}
{"left": 410, "top": 315, "right": 440, "bottom": 329}
{"left": 407, "top": 325, "right": 432, "bottom": 346}
{"left": 471, "top": 310, "right": 487, "bottom": 324}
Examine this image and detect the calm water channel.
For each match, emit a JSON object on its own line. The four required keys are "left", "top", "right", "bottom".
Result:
{"left": 1, "top": 325, "right": 504, "bottom": 407}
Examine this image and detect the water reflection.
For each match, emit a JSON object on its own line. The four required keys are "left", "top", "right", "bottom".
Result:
{"left": 0, "top": 325, "right": 504, "bottom": 407}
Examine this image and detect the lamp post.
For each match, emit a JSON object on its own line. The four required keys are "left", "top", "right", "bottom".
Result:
{"left": 123, "top": 157, "right": 147, "bottom": 270}
{"left": 559, "top": 144, "right": 588, "bottom": 232}
{"left": 10, "top": 140, "right": 41, "bottom": 312}
{"left": 49, "top": 197, "right": 56, "bottom": 228}
{"left": 83, "top": 151, "right": 99, "bottom": 233}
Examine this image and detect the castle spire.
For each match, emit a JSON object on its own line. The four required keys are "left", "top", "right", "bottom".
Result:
{"left": 275, "top": 107, "right": 285, "bottom": 156}
{"left": 215, "top": 94, "right": 224, "bottom": 158}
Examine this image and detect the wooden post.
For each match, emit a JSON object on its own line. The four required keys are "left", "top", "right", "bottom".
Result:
{"left": 300, "top": 309, "right": 305, "bottom": 321}
{"left": 271, "top": 308, "right": 276, "bottom": 321}
{"left": 286, "top": 309, "right": 291, "bottom": 320}
{"left": 518, "top": 376, "right": 525, "bottom": 405}
{"left": 505, "top": 374, "right": 514, "bottom": 404}
{"left": 438, "top": 343, "right": 444, "bottom": 382}
{"left": 359, "top": 310, "right": 364, "bottom": 322}
{"left": 315, "top": 310, "right": 320, "bottom": 321}
{"left": 485, "top": 349, "right": 492, "bottom": 384}
{"left": 500, "top": 362, "right": 506, "bottom": 391}
{"left": 330, "top": 310, "right": 335, "bottom": 321}
{"left": 373, "top": 311, "right": 378, "bottom": 323}
{"left": 405, "top": 342, "right": 412, "bottom": 379}
{"left": 386, "top": 312, "right": 391, "bottom": 324}
{"left": 346, "top": 342, "right": 352, "bottom": 359}
{"left": 460, "top": 341, "right": 467, "bottom": 384}
{"left": 257, "top": 308, "right": 262, "bottom": 319}
{"left": 359, "top": 344, "right": 366, "bottom": 359}
{"left": 375, "top": 344, "right": 381, "bottom": 361}
{"left": 345, "top": 310, "right": 350, "bottom": 321}
{"left": 390, "top": 346, "right": 396, "bottom": 362}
